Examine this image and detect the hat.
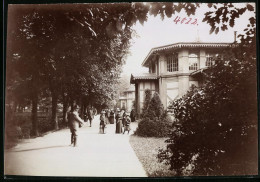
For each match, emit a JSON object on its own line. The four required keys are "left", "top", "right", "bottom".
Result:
{"left": 73, "top": 105, "right": 80, "bottom": 111}
{"left": 101, "top": 110, "right": 105, "bottom": 114}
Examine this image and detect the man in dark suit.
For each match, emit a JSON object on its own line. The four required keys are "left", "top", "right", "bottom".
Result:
{"left": 87, "top": 106, "right": 94, "bottom": 127}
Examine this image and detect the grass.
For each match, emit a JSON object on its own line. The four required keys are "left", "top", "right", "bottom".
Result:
{"left": 129, "top": 135, "right": 176, "bottom": 177}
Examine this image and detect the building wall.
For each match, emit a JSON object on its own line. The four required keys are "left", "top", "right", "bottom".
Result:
{"left": 135, "top": 80, "right": 158, "bottom": 116}
{"left": 120, "top": 91, "right": 135, "bottom": 112}
{"left": 126, "top": 91, "right": 135, "bottom": 112}
{"left": 156, "top": 48, "right": 210, "bottom": 108}
{"left": 135, "top": 47, "right": 223, "bottom": 114}
{"left": 120, "top": 100, "right": 127, "bottom": 109}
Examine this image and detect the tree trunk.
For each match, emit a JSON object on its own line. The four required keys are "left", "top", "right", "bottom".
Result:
{"left": 14, "top": 101, "right": 17, "bottom": 112}
{"left": 80, "top": 101, "right": 84, "bottom": 118}
{"left": 62, "top": 92, "right": 68, "bottom": 125}
{"left": 70, "top": 96, "right": 74, "bottom": 110}
{"left": 31, "top": 91, "right": 39, "bottom": 136}
{"left": 51, "top": 92, "right": 59, "bottom": 130}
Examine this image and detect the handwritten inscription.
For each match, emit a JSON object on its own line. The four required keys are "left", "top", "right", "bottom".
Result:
{"left": 174, "top": 16, "right": 198, "bottom": 25}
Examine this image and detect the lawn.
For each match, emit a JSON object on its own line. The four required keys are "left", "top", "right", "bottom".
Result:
{"left": 129, "top": 135, "right": 176, "bottom": 177}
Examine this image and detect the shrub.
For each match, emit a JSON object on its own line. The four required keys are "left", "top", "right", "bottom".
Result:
{"left": 158, "top": 47, "right": 258, "bottom": 175}
{"left": 135, "top": 92, "right": 172, "bottom": 137}
{"left": 5, "top": 110, "right": 64, "bottom": 148}
{"left": 4, "top": 107, "right": 23, "bottom": 148}
{"left": 38, "top": 116, "right": 53, "bottom": 133}
{"left": 141, "top": 89, "right": 152, "bottom": 117}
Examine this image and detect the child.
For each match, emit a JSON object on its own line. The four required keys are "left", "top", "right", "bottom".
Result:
{"left": 100, "top": 110, "right": 106, "bottom": 134}
{"left": 123, "top": 113, "right": 131, "bottom": 134}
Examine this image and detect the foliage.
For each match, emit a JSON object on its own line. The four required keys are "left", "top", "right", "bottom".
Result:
{"left": 158, "top": 44, "right": 257, "bottom": 175}
{"left": 7, "top": 2, "right": 200, "bottom": 102}
{"left": 117, "top": 74, "right": 131, "bottom": 96}
{"left": 5, "top": 107, "right": 21, "bottom": 148}
{"left": 203, "top": 3, "right": 254, "bottom": 34}
{"left": 155, "top": 3, "right": 257, "bottom": 176}
{"left": 141, "top": 89, "right": 152, "bottom": 117}
{"left": 135, "top": 92, "right": 171, "bottom": 137}
{"left": 6, "top": 3, "right": 255, "bottom": 139}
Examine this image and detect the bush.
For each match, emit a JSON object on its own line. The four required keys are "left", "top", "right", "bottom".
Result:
{"left": 38, "top": 116, "right": 53, "bottom": 133}
{"left": 135, "top": 116, "right": 171, "bottom": 137}
{"left": 5, "top": 110, "right": 64, "bottom": 148}
{"left": 158, "top": 47, "right": 258, "bottom": 176}
{"left": 140, "top": 89, "right": 152, "bottom": 117}
{"left": 38, "top": 112, "right": 64, "bottom": 133}
{"left": 4, "top": 107, "right": 23, "bottom": 148}
{"left": 135, "top": 92, "right": 172, "bottom": 137}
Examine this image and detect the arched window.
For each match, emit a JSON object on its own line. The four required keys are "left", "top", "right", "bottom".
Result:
{"left": 189, "top": 53, "right": 199, "bottom": 71}
{"left": 167, "top": 53, "right": 178, "bottom": 72}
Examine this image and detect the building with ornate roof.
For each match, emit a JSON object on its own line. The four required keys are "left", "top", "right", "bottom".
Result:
{"left": 130, "top": 42, "right": 232, "bottom": 117}
{"left": 118, "top": 85, "right": 135, "bottom": 112}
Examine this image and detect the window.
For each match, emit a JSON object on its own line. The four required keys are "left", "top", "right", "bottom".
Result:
{"left": 167, "top": 54, "right": 178, "bottom": 72}
{"left": 206, "top": 54, "right": 215, "bottom": 67}
{"left": 149, "top": 63, "right": 156, "bottom": 73}
{"left": 189, "top": 53, "right": 199, "bottom": 71}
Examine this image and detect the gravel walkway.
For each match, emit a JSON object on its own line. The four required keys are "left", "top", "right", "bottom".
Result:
{"left": 4, "top": 115, "right": 147, "bottom": 177}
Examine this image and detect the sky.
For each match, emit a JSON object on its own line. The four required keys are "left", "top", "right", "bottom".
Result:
{"left": 122, "top": 3, "right": 255, "bottom": 76}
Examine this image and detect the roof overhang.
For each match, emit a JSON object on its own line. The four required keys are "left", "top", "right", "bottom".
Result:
{"left": 142, "top": 42, "right": 232, "bottom": 67}
{"left": 190, "top": 67, "right": 209, "bottom": 77}
{"left": 130, "top": 73, "right": 159, "bottom": 84}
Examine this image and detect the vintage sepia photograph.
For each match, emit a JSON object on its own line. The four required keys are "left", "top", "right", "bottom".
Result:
{"left": 4, "top": 1, "right": 258, "bottom": 178}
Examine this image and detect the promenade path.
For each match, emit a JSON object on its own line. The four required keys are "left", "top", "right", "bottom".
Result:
{"left": 4, "top": 115, "right": 147, "bottom": 177}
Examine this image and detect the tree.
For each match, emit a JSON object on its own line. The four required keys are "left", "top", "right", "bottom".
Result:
{"left": 5, "top": 2, "right": 223, "bottom": 135}
{"left": 141, "top": 89, "right": 152, "bottom": 117}
{"left": 158, "top": 3, "right": 257, "bottom": 175}
{"left": 135, "top": 92, "right": 171, "bottom": 137}
{"left": 6, "top": 4, "right": 134, "bottom": 132}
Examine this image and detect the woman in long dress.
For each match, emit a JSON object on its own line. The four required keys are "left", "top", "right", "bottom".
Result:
{"left": 115, "top": 109, "right": 123, "bottom": 133}
{"left": 109, "top": 109, "right": 115, "bottom": 124}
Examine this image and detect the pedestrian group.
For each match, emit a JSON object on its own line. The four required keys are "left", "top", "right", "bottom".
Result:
{"left": 67, "top": 105, "right": 136, "bottom": 147}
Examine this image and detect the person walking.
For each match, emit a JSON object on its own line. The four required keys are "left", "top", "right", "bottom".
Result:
{"left": 87, "top": 106, "right": 94, "bottom": 127}
{"left": 109, "top": 109, "right": 115, "bottom": 124}
{"left": 123, "top": 113, "right": 131, "bottom": 134}
{"left": 115, "top": 108, "right": 123, "bottom": 134}
{"left": 99, "top": 110, "right": 106, "bottom": 134}
{"left": 105, "top": 109, "right": 109, "bottom": 124}
{"left": 130, "top": 109, "right": 135, "bottom": 122}
{"left": 67, "top": 105, "right": 85, "bottom": 147}
{"left": 121, "top": 110, "right": 126, "bottom": 133}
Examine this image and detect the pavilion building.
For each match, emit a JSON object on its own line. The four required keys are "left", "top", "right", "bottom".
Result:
{"left": 130, "top": 42, "right": 232, "bottom": 117}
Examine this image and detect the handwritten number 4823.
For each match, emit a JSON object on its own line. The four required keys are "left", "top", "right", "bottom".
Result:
{"left": 174, "top": 16, "right": 198, "bottom": 25}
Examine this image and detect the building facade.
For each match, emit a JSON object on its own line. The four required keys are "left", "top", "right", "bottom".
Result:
{"left": 118, "top": 85, "right": 135, "bottom": 112}
{"left": 131, "top": 42, "right": 231, "bottom": 116}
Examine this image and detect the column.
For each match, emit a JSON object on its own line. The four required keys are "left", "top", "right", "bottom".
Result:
{"left": 178, "top": 49, "right": 189, "bottom": 73}
{"left": 178, "top": 49, "right": 190, "bottom": 96}
{"left": 135, "top": 83, "right": 140, "bottom": 117}
{"left": 158, "top": 54, "right": 166, "bottom": 75}
{"left": 200, "top": 49, "right": 206, "bottom": 69}
{"left": 159, "top": 77, "right": 167, "bottom": 108}
{"left": 178, "top": 76, "right": 190, "bottom": 97}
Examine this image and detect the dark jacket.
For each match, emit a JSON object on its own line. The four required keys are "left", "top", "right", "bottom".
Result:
{"left": 87, "top": 108, "right": 94, "bottom": 120}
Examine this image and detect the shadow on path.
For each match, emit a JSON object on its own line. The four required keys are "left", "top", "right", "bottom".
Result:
{"left": 10, "top": 145, "right": 68, "bottom": 152}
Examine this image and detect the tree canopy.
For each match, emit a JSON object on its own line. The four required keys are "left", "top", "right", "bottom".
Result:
{"left": 5, "top": 2, "right": 256, "bottom": 142}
